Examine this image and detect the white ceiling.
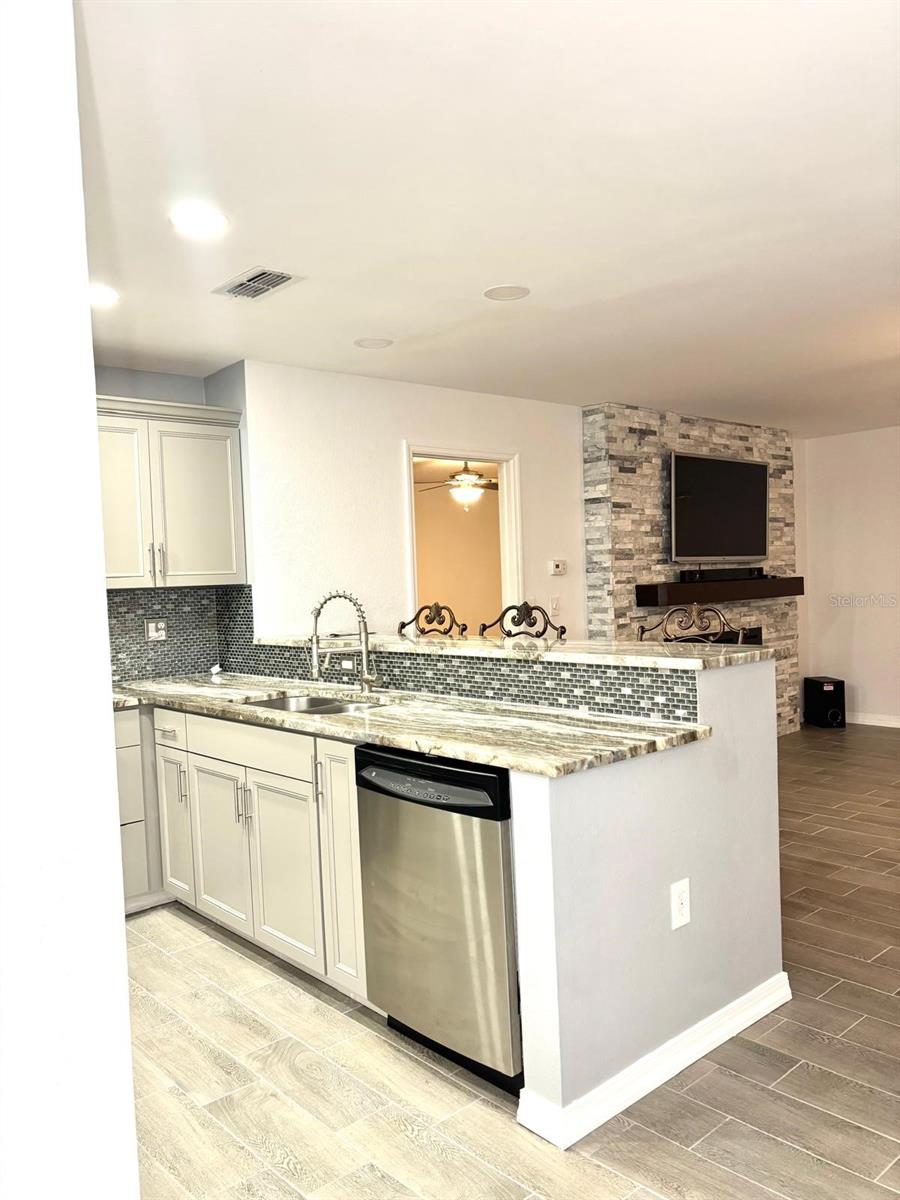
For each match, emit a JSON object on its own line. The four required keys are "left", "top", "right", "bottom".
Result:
{"left": 75, "top": 0, "right": 899, "bottom": 436}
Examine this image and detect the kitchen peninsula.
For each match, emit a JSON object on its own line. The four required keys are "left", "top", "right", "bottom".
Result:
{"left": 116, "top": 637, "right": 787, "bottom": 1149}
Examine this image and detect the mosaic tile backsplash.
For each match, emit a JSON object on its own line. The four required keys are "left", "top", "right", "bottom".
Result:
{"left": 108, "top": 584, "right": 699, "bottom": 723}
{"left": 107, "top": 587, "right": 219, "bottom": 681}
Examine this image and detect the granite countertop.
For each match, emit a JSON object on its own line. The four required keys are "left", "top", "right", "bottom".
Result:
{"left": 112, "top": 690, "right": 140, "bottom": 710}
{"left": 113, "top": 672, "right": 711, "bottom": 778}
{"left": 252, "top": 633, "right": 776, "bottom": 671}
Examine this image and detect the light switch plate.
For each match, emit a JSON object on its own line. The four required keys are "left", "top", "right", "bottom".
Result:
{"left": 145, "top": 619, "right": 167, "bottom": 642}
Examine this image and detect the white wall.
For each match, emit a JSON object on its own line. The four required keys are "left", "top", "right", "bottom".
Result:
{"left": 0, "top": 2, "right": 139, "bottom": 1193}
{"left": 94, "top": 363, "right": 206, "bottom": 405}
{"left": 797, "top": 426, "right": 900, "bottom": 725}
{"left": 242, "top": 361, "right": 587, "bottom": 638}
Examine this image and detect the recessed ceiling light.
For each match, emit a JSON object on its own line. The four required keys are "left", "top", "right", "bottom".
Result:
{"left": 168, "top": 199, "right": 229, "bottom": 240}
{"left": 354, "top": 337, "right": 393, "bottom": 349}
{"left": 89, "top": 282, "right": 120, "bottom": 309}
{"left": 483, "top": 284, "right": 530, "bottom": 301}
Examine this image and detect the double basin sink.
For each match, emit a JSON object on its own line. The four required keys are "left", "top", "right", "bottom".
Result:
{"left": 248, "top": 694, "right": 384, "bottom": 716}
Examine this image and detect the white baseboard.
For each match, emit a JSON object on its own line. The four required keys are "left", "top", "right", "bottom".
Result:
{"left": 516, "top": 970, "right": 791, "bottom": 1150}
{"left": 125, "top": 890, "right": 172, "bottom": 916}
{"left": 847, "top": 712, "right": 900, "bottom": 728}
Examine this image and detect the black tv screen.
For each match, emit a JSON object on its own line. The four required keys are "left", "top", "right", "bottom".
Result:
{"left": 671, "top": 452, "right": 768, "bottom": 562}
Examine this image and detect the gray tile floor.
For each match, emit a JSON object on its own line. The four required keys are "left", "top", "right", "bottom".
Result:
{"left": 130, "top": 723, "right": 900, "bottom": 1199}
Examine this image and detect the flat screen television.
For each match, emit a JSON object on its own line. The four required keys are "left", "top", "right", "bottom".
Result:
{"left": 671, "top": 452, "right": 768, "bottom": 562}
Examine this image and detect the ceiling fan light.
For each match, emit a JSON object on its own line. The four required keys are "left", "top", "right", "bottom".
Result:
{"left": 449, "top": 484, "right": 484, "bottom": 509}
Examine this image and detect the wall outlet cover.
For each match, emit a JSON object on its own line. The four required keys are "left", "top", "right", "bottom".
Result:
{"left": 145, "top": 619, "right": 167, "bottom": 642}
{"left": 670, "top": 878, "right": 691, "bottom": 930}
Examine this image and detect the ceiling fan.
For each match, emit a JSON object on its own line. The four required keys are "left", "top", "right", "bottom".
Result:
{"left": 414, "top": 461, "right": 499, "bottom": 511}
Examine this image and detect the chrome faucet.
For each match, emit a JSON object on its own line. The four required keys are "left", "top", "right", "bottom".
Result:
{"left": 310, "top": 590, "right": 381, "bottom": 693}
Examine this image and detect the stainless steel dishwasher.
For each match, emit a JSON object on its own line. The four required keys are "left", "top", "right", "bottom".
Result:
{"left": 356, "top": 744, "right": 522, "bottom": 1092}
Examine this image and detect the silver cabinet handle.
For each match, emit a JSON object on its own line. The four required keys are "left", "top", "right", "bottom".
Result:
{"left": 157, "top": 727, "right": 178, "bottom": 737}
{"left": 315, "top": 760, "right": 325, "bottom": 805}
{"left": 178, "top": 765, "right": 188, "bottom": 804}
{"left": 243, "top": 784, "right": 254, "bottom": 822}
{"left": 148, "top": 543, "right": 156, "bottom": 583}
{"left": 157, "top": 543, "right": 167, "bottom": 577}
{"left": 233, "top": 785, "right": 241, "bottom": 824}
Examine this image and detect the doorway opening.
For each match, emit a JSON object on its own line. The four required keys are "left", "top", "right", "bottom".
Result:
{"left": 409, "top": 453, "right": 516, "bottom": 636}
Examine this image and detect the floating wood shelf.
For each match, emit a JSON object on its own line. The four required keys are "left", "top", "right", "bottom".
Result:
{"left": 634, "top": 577, "right": 804, "bottom": 607}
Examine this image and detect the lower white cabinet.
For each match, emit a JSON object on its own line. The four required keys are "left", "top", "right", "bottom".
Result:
{"left": 156, "top": 744, "right": 196, "bottom": 903}
{"left": 317, "top": 738, "right": 367, "bottom": 996}
{"left": 247, "top": 768, "right": 325, "bottom": 973}
{"left": 121, "top": 822, "right": 150, "bottom": 898}
{"left": 151, "top": 709, "right": 366, "bottom": 997}
{"left": 115, "top": 707, "right": 150, "bottom": 903}
{"left": 189, "top": 754, "right": 254, "bottom": 939}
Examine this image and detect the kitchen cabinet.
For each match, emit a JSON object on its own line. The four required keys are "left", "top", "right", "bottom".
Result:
{"left": 99, "top": 415, "right": 155, "bottom": 588}
{"left": 97, "top": 398, "right": 246, "bottom": 589}
{"left": 151, "top": 708, "right": 365, "bottom": 995}
{"left": 189, "top": 753, "right": 253, "bottom": 938}
{"left": 121, "top": 823, "right": 150, "bottom": 898}
{"left": 316, "top": 738, "right": 367, "bottom": 995}
{"left": 247, "top": 767, "right": 325, "bottom": 973}
{"left": 156, "top": 743, "right": 195, "bottom": 903}
{"left": 115, "top": 706, "right": 150, "bottom": 902}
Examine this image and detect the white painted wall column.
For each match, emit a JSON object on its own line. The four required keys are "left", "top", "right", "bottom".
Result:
{"left": 0, "top": 2, "right": 140, "bottom": 1194}
{"left": 510, "top": 662, "right": 787, "bottom": 1149}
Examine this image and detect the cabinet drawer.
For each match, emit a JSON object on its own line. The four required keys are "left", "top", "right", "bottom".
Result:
{"left": 186, "top": 713, "right": 314, "bottom": 781}
{"left": 121, "top": 821, "right": 149, "bottom": 899}
{"left": 114, "top": 708, "right": 140, "bottom": 748}
{"left": 154, "top": 708, "right": 187, "bottom": 749}
{"left": 116, "top": 744, "right": 145, "bottom": 824}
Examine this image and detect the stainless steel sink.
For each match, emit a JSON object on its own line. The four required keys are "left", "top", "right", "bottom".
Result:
{"left": 250, "top": 695, "right": 380, "bottom": 715}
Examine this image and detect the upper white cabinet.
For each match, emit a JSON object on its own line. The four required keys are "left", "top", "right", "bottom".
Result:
{"left": 97, "top": 398, "right": 246, "bottom": 589}
{"left": 99, "top": 415, "right": 155, "bottom": 588}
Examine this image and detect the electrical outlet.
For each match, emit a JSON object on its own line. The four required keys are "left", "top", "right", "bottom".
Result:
{"left": 549, "top": 558, "right": 567, "bottom": 576}
{"left": 670, "top": 878, "right": 691, "bottom": 930}
{"left": 145, "top": 619, "right": 167, "bottom": 642}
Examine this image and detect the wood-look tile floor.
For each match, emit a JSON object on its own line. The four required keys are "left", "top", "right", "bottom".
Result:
{"left": 129, "top": 723, "right": 900, "bottom": 1199}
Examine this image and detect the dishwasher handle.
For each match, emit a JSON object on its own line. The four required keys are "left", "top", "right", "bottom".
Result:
{"left": 359, "top": 765, "right": 495, "bottom": 811}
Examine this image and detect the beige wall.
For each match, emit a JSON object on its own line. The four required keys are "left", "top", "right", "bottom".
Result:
{"left": 414, "top": 480, "right": 502, "bottom": 633}
{"left": 796, "top": 425, "right": 900, "bottom": 726}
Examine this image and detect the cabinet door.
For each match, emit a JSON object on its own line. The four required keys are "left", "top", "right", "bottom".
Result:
{"left": 316, "top": 739, "right": 367, "bottom": 996}
{"left": 116, "top": 745, "right": 145, "bottom": 825}
{"left": 246, "top": 768, "right": 325, "bottom": 973}
{"left": 98, "top": 415, "right": 155, "bottom": 588}
{"left": 148, "top": 421, "right": 246, "bottom": 587}
{"left": 121, "top": 822, "right": 150, "bottom": 900}
{"left": 188, "top": 754, "right": 253, "bottom": 937}
{"left": 155, "top": 745, "right": 195, "bottom": 903}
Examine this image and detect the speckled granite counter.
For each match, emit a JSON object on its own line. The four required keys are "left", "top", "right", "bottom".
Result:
{"left": 253, "top": 633, "right": 776, "bottom": 671}
{"left": 112, "top": 690, "right": 140, "bottom": 710}
{"left": 114, "top": 673, "right": 710, "bottom": 777}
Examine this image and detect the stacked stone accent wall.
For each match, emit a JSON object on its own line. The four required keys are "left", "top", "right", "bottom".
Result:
{"left": 583, "top": 403, "right": 800, "bottom": 734}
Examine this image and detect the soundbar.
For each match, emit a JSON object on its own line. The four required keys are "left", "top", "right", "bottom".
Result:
{"left": 678, "top": 566, "right": 767, "bottom": 584}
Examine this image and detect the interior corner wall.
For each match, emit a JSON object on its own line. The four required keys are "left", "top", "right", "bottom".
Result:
{"left": 797, "top": 426, "right": 900, "bottom": 727}
{"left": 93, "top": 364, "right": 206, "bottom": 405}
{"left": 582, "top": 402, "right": 800, "bottom": 734}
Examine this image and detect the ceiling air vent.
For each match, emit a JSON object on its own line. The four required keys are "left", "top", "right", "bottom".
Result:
{"left": 212, "top": 266, "right": 301, "bottom": 300}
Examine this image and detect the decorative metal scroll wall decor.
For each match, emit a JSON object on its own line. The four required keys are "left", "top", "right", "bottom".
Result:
{"left": 637, "top": 603, "right": 744, "bottom": 644}
{"left": 478, "top": 601, "right": 566, "bottom": 640}
{"left": 398, "top": 602, "right": 468, "bottom": 638}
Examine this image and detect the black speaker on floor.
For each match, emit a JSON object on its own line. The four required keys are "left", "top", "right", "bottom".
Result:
{"left": 804, "top": 677, "right": 846, "bottom": 728}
